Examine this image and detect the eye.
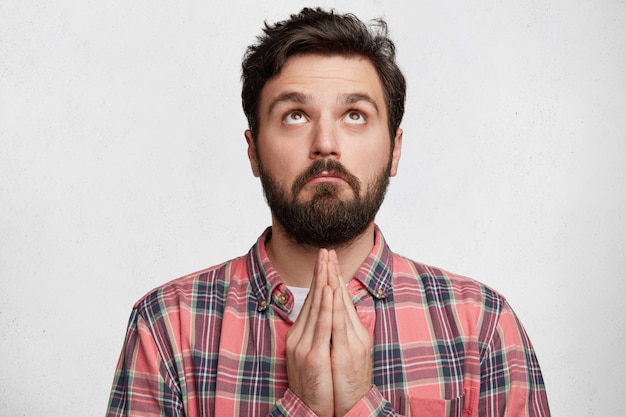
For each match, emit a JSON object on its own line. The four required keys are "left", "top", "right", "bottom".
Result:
{"left": 283, "top": 110, "right": 308, "bottom": 125}
{"left": 344, "top": 110, "right": 366, "bottom": 125}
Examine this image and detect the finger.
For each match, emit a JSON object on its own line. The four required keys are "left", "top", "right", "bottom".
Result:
{"left": 333, "top": 284, "right": 364, "bottom": 345}
{"left": 298, "top": 250, "right": 330, "bottom": 347}
{"left": 308, "top": 249, "right": 329, "bottom": 316}
{"left": 304, "top": 249, "right": 328, "bottom": 313}
{"left": 327, "top": 249, "right": 342, "bottom": 290}
{"left": 331, "top": 274, "right": 370, "bottom": 349}
{"left": 288, "top": 249, "right": 326, "bottom": 340}
{"left": 328, "top": 251, "right": 356, "bottom": 310}
{"left": 331, "top": 286, "right": 372, "bottom": 358}
{"left": 331, "top": 286, "right": 349, "bottom": 346}
{"left": 311, "top": 285, "right": 334, "bottom": 350}
{"left": 327, "top": 251, "right": 360, "bottom": 325}
{"left": 331, "top": 284, "right": 373, "bottom": 417}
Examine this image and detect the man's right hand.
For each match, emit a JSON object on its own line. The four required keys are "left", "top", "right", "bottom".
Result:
{"left": 285, "top": 249, "right": 336, "bottom": 417}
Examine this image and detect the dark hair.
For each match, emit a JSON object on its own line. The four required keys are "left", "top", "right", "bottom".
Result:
{"left": 241, "top": 7, "right": 406, "bottom": 142}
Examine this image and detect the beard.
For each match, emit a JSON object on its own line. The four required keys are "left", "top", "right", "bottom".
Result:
{"left": 257, "top": 158, "right": 391, "bottom": 248}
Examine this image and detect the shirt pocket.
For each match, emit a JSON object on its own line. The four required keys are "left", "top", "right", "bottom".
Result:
{"left": 404, "top": 386, "right": 477, "bottom": 417}
{"left": 405, "top": 394, "right": 465, "bottom": 417}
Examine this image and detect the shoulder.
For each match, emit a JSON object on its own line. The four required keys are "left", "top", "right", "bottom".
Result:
{"left": 392, "top": 253, "right": 505, "bottom": 306}
{"left": 390, "top": 253, "right": 509, "bottom": 345}
{"left": 132, "top": 254, "right": 250, "bottom": 321}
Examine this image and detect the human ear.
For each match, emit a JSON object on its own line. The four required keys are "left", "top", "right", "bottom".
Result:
{"left": 389, "top": 128, "right": 403, "bottom": 177}
{"left": 245, "top": 130, "right": 260, "bottom": 177}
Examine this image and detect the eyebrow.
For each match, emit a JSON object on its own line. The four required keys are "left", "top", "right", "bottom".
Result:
{"left": 266, "top": 91, "right": 380, "bottom": 116}
{"left": 342, "top": 93, "right": 380, "bottom": 114}
{"left": 266, "top": 92, "right": 309, "bottom": 116}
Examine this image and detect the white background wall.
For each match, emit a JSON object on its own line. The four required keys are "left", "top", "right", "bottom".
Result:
{"left": 1, "top": 1, "right": 624, "bottom": 415}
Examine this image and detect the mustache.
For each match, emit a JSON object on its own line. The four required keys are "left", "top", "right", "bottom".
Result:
{"left": 291, "top": 159, "right": 361, "bottom": 196}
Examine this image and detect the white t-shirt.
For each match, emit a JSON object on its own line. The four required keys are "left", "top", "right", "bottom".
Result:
{"left": 286, "top": 286, "right": 309, "bottom": 322}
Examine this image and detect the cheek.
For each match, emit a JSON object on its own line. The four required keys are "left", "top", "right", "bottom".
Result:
{"left": 257, "top": 147, "right": 304, "bottom": 183}
{"left": 257, "top": 133, "right": 304, "bottom": 163}
{"left": 348, "top": 145, "right": 392, "bottom": 175}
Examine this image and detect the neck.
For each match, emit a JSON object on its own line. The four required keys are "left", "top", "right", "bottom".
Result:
{"left": 265, "top": 219, "right": 377, "bottom": 288}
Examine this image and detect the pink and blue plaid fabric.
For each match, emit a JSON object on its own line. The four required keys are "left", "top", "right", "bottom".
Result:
{"left": 107, "top": 227, "right": 550, "bottom": 416}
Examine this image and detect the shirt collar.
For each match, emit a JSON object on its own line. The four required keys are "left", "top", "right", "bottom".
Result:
{"left": 247, "top": 226, "right": 394, "bottom": 312}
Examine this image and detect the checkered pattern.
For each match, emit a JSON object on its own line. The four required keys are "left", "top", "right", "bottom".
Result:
{"left": 107, "top": 227, "right": 550, "bottom": 416}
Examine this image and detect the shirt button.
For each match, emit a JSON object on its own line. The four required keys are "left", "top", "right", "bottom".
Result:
{"left": 277, "top": 293, "right": 289, "bottom": 305}
{"left": 376, "top": 289, "right": 384, "bottom": 297}
{"left": 259, "top": 300, "right": 268, "bottom": 308}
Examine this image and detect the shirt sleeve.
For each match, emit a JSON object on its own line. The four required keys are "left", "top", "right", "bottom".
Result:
{"left": 271, "top": 386, "right": 398, "bottom": 417}
{"left": 106, "top": 308, "right": 185, "bottom": 417}
{"left": 479, "top": 300, "right": 551, "bottom": 416}
{"left": 269, "top": 388, "right": 317, "bottom": 417}
{"left": 343, "top": 385, "right": 397, "bottom": 416}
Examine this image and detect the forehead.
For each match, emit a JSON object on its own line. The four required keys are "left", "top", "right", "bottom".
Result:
{"left": 259, "top": 54, "right": 386, "bottom": 111}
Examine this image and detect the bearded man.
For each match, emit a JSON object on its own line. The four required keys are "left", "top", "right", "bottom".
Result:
{"left": 107, "top": 8, "right": 550, "bottom": 417}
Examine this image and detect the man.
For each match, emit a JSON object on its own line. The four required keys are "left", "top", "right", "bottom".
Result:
{"left": 107, "top": 8, "right": 550, "bottom": 417}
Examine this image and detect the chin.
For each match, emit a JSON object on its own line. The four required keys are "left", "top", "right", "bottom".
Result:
{"left": 297, "top": 186, "right": 355, "bottom": 203}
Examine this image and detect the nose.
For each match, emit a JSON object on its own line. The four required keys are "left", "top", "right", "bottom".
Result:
{"left": 310, "top": 118, "right": 340, "bottom": 159}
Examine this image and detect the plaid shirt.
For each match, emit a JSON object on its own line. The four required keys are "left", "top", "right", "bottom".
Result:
{"left": 107, "top": 227, "right": 550, "bottom": 416}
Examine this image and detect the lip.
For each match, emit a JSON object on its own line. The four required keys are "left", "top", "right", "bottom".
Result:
{"left": 305, "top": 171, "right": 348, "bottom": 185}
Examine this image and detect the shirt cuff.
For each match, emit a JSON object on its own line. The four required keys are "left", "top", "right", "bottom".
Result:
{"left": 343, "top": 385, "right": 394, "bottom": 417}
{"left": 272, "top": 388, "right": 318, "bottom": 417}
